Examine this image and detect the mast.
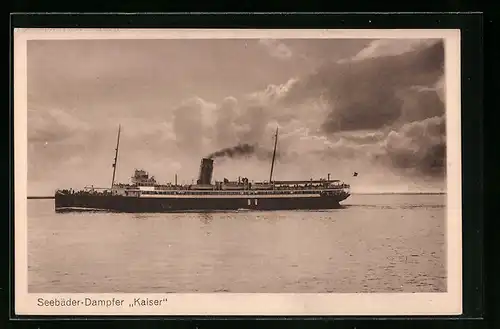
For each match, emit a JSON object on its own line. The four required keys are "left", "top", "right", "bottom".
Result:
{"left": 111, "top": 124, "right": 121, "bottom": 189}
{"left": 269, "top": 127, "right": 279, "bottom": 183}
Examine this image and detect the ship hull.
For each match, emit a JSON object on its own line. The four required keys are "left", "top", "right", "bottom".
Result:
{"left": 54, "top": 193, "right": 350, "bottom": 213}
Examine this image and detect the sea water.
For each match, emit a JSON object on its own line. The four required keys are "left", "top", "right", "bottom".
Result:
{"left": 27, "top": 194, "right": 446, "bottom": 293}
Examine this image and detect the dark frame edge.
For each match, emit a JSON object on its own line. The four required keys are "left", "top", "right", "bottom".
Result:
{"left": 7, "top": 12, "right": 486, "bottom": 329}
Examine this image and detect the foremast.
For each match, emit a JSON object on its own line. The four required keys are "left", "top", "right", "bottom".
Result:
{"left": 269, "top": 127, "right": 279, "bottom": 183}
{"left": 111, "top": 124, "right": 121, "bottom": 189}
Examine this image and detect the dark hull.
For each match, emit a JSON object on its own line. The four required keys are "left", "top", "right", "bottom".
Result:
{"left": 54, "top": 193, "right": 350, "bottom": 213}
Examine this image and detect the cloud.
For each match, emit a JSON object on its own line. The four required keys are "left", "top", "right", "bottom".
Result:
{"left": 275, "top": 39, "right": 446, "bottom": 134}
{"left": 258, "top": 39, "right": 293, "bottom": 60}
{"left": 230, "top": 40, "right": 444, "bottom": 143}
{"left": 238, "top": 39, "right": 446, "bottom": 183}
{"left": 396, "top": 87, "right": 445, "bottom": 124}
{"left": 171, "top": 97, "right": 216, "bottom": 156}
{"left": 213, "top": 96, "right": 239, "bottom": 147}
{"left": 27, "top": 108, "right": 95, "bottom": 186}
{"left": 28, "top": 108, "right": 91, "bottom": 144}
{"left": 345, "top": 39, "right": 442, "bottom": 62}
{"left": 249, "top": 78, "right": 299, "bottom": 104}
{"left": 27, "top": 107, "right": 182, "bottom": 192}
{"left": 377, "top": 116, "right": 446, "bottom": 176}
{"left": 202, "top": 39, "right": 447, "bottom": 183}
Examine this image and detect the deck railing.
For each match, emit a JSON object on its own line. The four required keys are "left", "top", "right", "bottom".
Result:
{"left": 56, "top": 183, "right": 351, "bottom": 196}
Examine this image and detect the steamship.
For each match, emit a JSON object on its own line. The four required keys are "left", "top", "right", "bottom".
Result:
{"left": 54, "top": 126, "right": 351, "bottom": 213}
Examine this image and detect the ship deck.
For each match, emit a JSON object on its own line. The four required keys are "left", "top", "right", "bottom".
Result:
{"left": 56, "top": 187, "right": 350, "bottom": 199}
{"left": 138, "top": 188, "right": 346, "bottom": 195}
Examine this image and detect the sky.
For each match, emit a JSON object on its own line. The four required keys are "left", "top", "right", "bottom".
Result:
{"left": 27, "top": 37, "right": 446, "bottom": 196}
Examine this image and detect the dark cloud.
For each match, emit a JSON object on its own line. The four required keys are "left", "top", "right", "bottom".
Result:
{"left": 397, "top": 88, "right": 444, "bottom": 123}
{"left": 255, "top": 39, "right": 448, "bottom": 179}
{"left": 276, "top": 40, "right": 445, "bottom": 133}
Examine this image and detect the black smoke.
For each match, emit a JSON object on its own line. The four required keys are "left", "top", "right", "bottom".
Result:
{"left": 207, "top": 143, "right": 256, "bottom": 159}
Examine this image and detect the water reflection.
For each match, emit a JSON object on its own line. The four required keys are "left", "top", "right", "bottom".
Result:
{"left": 133, "top": 214, "right": 152, "bottom": 220}
{"left": 197, "top": 212, "right": 214, "bottom": 224}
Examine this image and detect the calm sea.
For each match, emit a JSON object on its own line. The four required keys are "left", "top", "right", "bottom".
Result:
{"left": 27, "top": 194, "right": 446, "bottom": 293}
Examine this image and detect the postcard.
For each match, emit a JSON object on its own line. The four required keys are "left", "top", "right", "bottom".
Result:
{"left": 14, "top": 28, "right": 461, "bottom": 316}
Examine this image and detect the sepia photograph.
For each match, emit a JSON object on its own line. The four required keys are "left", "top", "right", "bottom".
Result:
{"left": 14, "top": 28, "right": 462, "bottom": 316}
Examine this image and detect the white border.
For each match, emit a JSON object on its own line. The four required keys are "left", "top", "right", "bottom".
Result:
{"left": 14, "top": 28, "right": 462, "bottom": 316}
